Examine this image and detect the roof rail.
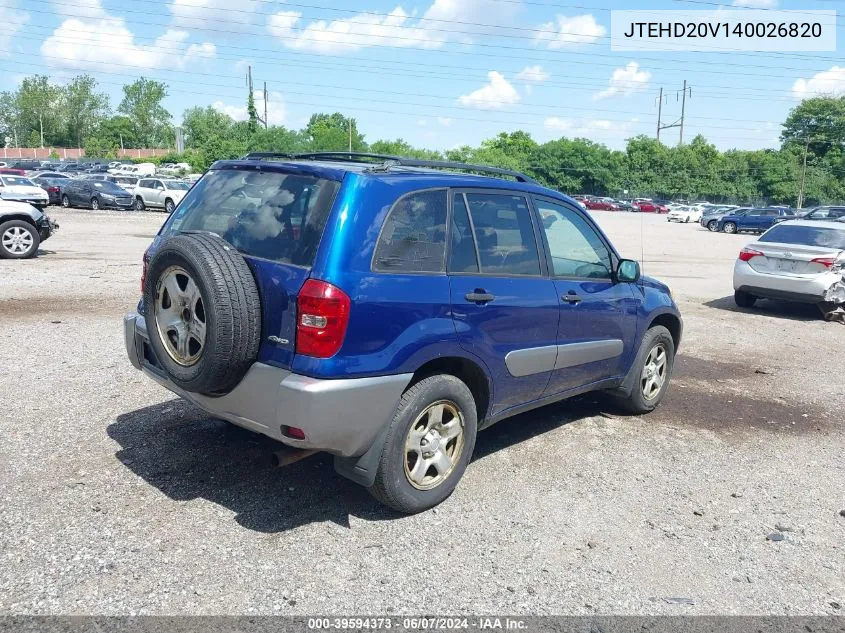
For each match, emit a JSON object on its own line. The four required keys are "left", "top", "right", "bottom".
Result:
{"left": 240, "top": 151, "right": 536, "bottom": 183}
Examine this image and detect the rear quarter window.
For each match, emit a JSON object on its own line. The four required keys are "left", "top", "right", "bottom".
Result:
{"left": 165, "top": 168, "right": 340, "bottom": 267}
{"left": 373, "top": 189, "right": 448, "bottom": 273}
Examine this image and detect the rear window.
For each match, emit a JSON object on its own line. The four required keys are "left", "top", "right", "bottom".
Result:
{"left": 760, "top": 224, "right": 845, "bottom": 249}
{"left": 165, "top": 168, "right": 340, "bottom": 267}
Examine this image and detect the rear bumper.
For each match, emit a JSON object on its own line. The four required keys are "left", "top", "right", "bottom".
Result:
{"left": 124, "top": 313, "right": 411, "bottom": 457}
{"left": 733, "top": 260, "right": 837, "bottom": 304}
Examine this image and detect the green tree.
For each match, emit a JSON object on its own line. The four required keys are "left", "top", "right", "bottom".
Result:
{"left": 247, "top": 91, "right": 259, "bottom": 135}
{"left": 63, "top": 75, "right": 110, "bottom": 148}
{"left": 369, "top": 138, "right": 442, "bottom": 159}
{"left": 16, "top": 75, "right": 63, "bottom": 147}
{"left": 0, "top": 91, "right": 21, "bottom": 146}
{"left": 304, "top": 113, "right": 366, "bottom": 151}
{"left": 781, "top": 96, "right": 845, "bottom": 161}
{"left": 118, "top": 78, "right": 172, "bottom": 148}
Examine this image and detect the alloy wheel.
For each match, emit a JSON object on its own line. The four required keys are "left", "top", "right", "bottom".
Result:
{"left": 641, "top": 344, "right": 668, "bottom": 401}
{"left": 404, "top": 400, "right": 465, "bottom": 490}
{"left": 1, "top": 226, "right": 34, "bottom": 255}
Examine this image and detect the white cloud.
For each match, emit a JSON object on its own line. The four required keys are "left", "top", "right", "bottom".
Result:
{"left": 41, "top": 8, "right": 216, "bottom": 71}
{"left": 535, "top": 14, "right": 606, "bottom": 49}
{"left": 212, "top": 91, "right": 286, "bottom": 126}
{"left": 437, "top": 117, "right": 454, "bottom": 127}
{"left": 516, "top": 65, "right": 549, "bottom": 83}
{"left": 268, "top": 0, "right": 521, "bottom": 54}
{"left": 544, "top": 116, "right": 634, "bottom": 139}
{"left": 458, "top": 71, "right": 520, "bottom": 110}
{"left": 594, "top": 62, "right": 651, "bottom": 100}
{"left": 792, "top": 66, "right": 845, "bottom": 99}
{"left": 0, "top": 3, "right": 28, "bottom": 57}
{"left": 170, "top": 0, "right": 266, "bottom": 33}
{"left": 732, "top": 0, "right": 777, "bottom": 7}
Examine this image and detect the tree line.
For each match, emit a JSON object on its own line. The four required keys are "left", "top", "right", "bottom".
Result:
{"left": 1, "top": 74, "right": 843, "bottom": 206}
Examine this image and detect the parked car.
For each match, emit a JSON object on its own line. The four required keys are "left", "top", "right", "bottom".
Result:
{"left": 113, "top": 175, "right": 140, "bottom": 194}
{"left": 8, "top": 159, "right": 41, "bottom": 171}
{"left": 733, "top": 220, "right": 844, "bottom": 310}
{"left": 30, "top": 176, "right": 66, "bottom": 205}
{"left": 0, "top": 168, "right": 26, "bottom": 176}
{"left": 133, "top": 178, "right": 190, "bottom": 213}
{"left": 787, "top": 206, "right": 845, "bottom": 222}
{"left": 60, "top": 178, "right": 134, "bottom": 210}
{"left": 110, "top": 162, "right": 156, "bottom": 177}
{"left": 124, "top": 152, "right": 682, "bottom": 513}
{"left": 0, "top": 199, "right": 58, "bottom": 259}
{"left": 701, "top": 206, "right": 744, "bottom": 231}
{"left": 0, "top": 175, "right": 49, "bottom": 208}
{"left": 56, "top": 162, "right": 82, "bottom": 173}
{"left": 79, "top": 173, "right": 117, "bottom": 182}
{"left": 717, "top": 207, "right": 795, "bottom": 234}
{"left": 667, "top": 206, "right": 703, "bottom": 223}
{"left": 633, "top": 200, "right": 669, "bottom": 213}
{"left": 584, "top": 197, "right": 619, "bottom": 211}
{"left": 31, "top": 171, "right": 70, "bottom": 180}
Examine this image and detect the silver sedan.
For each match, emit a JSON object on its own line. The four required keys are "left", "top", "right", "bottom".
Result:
{"left": 733, "top": 219, "right": 845, "bottom": 308}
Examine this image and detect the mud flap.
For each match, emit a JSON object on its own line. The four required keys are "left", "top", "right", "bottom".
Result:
{"left": 820, "top": 272, "right": 845, "bottom": 324}
{"left": 333, "top": 423, "right": 391, "bottom": 488}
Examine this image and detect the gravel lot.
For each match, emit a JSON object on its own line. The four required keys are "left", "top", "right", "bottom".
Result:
{"left": 1, "top": 208, "right": 843, "bottom": 615}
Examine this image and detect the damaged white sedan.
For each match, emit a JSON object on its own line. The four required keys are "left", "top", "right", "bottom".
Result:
{"left": 733, "top": 219, "right": 845, "bottom": 316}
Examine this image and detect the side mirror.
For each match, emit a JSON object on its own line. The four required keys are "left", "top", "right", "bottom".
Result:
{"left": 616, "top": 259, "right": 640, "bottom": 283}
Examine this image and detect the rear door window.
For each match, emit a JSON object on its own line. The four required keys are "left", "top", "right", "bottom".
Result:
{"left": 373, "top": 189, "right": 448, "bottom": 273}
{"left": 463, "top": 192, "right": 541, "bottom": 276}
{"left": 165, "top": 168, "right": 340, "bottom": 267}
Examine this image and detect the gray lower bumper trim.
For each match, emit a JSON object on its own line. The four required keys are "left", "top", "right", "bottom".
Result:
{"left": 123, "top": 313, "right": 412, "bottom": 457}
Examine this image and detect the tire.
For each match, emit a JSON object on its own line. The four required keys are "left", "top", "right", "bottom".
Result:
{"left": 134, "top": 197, "right": 145, "bottom": 211}
{"left": 0, "top": 220, "right": 40, "bottom": 259}
{"left": 723, "top": 222, "right": 737, "bottom": 234}
{"left": 707, "top": 220, "right": 719, "bottom": 232}
{"left": 613, "top": 326, "right": 675, "bottom": 414}
{"left": 685, "top": 216, "right": 691, "bottom": 223}
{"left": 369, "top": 374, "right": 478, "bottom": 514}
{"left": 91, "top": 197, "right": 100, "bottom": 210}
{"left": 734, "top": 290, "right": 756, "bottom": 308}
{"left": 142, "top": 232, "right": 261, "bottom": 395}
{"left": 61, "top": 194, "right": 70, "bottom": 208}
{"left": 165, "top": 198, "right": 175, "bottom": 214}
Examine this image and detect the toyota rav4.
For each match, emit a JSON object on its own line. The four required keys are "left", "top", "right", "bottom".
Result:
{"left": 124, "top": 153, "right": 682, "bottom": 513}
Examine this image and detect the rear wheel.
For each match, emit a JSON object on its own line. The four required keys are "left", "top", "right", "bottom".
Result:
{"left": 734, "top": 290, "right": 756, "bottom": 308}
{"left": 61, "top": 194, "right": 70, "bottom": 208}
{"left": 370, "top": 374, "right": 478, "bottom": 514}
{"left": 723, "top": 222, "right": 737, "bottom": 234}
{"left": 0, "top": 220, "right": 40, "bottom": 259}
{"left": 90, "top": 197, "right": 100, "bottom": 210}
{"left": 707, "top": 220, "right": 719, "bottom": 232}
{"left": 164, "top": 198, "right": 175, "bottom": 213}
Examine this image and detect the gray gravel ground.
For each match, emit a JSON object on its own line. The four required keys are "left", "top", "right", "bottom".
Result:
{"left": 1, "top": 208, "right": 844, "bottom": 615}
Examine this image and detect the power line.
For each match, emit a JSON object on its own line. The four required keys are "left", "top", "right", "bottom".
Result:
{"left": 20, "top": 4, "right": 845, "bottom": 76}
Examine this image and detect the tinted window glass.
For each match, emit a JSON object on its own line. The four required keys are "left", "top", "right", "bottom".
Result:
{"left": 464, "top": 193, "right": 540, "bottom": 276}
{"left": 138, "top": 180, "right": 151, "bottom": 188}
{"left": 760, "top": 225, "right": 845, "bottom": 249}
{"left": 373, "top": 189, "right": 447, "bottom": 273}
{"left": 535, "top": 199, "right": 612, "bottom": 279}
{"left": 165, "top": 168, "right": 340, "bottom": 267}
{"left": 449, "top": 194, "right": 478, "bottom": 273}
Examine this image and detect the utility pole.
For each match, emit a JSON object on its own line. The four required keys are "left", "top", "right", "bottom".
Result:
{"left": 348, "top": 118, "right": 352, "bottom": 153}
{"left": 656, "top": 81, "right": 690, "bottom": 144}
{"left": 798, "top": 137, "right": 810, "bottom": 209}
{"left": 263, "top": 82, "right": 268, "bottom": 129}
{"left": 656, "top": 87, "right": 663, "bottom": 141}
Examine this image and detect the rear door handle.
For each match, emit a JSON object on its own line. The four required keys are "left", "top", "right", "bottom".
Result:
{"left": 465, "top": 291, "right": 495, "bottom": 304}
{"left": 562, "top": 293, "right": 582, "bottom": 304}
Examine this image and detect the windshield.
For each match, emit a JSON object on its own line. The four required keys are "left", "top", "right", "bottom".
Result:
{"left": 164, "top": 181, "right": 190, "bottom": 190}
{"left": 760, "top": 224, "right": 845, "bottom": 249}
{"left": 164, "top": 168, "right": 340, "bottom": 266}
{"left": 1, "top": 176, "right": 35, "bottom": 187}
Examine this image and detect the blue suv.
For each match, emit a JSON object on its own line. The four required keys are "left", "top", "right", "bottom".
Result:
{"left": 124, "top": 153, "right": 682, "bottom": 513}
{"left": 717, "top": 207, "right": 796, "bottom": 234}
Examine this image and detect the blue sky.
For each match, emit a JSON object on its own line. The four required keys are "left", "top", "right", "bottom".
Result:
{"left": 0, "top": 0, "right": 842, "bottom": 151}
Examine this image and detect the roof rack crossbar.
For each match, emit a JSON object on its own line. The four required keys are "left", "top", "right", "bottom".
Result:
{"left": 240, "top": 151, "right": 536, "bottom": 183}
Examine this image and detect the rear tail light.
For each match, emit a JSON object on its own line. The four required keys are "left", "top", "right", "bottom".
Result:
{"left": 47, "top": 186, "right": 59, "bottom": 193}
{"left": 296, "top": 279, "right": 350, "bottom": 358}
{"left": 738, "top": 248, "right": 763, "bottom": 262}
{"left": 810, "top": 257, "right": 835, "bottom": 269}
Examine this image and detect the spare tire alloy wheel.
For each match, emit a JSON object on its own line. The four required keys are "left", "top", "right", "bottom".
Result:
{"left": 143, "top": 232, "right": 261, "bottom": 395}
{"left": 154, "top": 266, "right": 207, "bottom": 366}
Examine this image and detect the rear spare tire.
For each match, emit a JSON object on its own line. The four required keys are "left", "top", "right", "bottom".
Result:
{"left": 143, "top": 232, "right": 261, "bottom": 395}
